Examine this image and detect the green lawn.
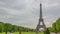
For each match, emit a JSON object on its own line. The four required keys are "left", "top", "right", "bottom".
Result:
{"left": 0, "top": 32, "right": 44, "bottom": 34}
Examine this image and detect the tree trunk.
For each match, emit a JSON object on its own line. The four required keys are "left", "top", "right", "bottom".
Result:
{"left": 6, "top": 31, "right": 7, "bottom": 34}
{"left": 19, "top": 31, "right": 21, "bottom": 34}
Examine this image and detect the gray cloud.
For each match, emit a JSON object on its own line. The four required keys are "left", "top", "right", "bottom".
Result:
{"left": 0, "top": 0, "right": 60, "bottom": 28}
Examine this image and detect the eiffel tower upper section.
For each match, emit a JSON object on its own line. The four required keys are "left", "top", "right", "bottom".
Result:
{"left": 40, "top": 3, "right": 42, "bottom": 19}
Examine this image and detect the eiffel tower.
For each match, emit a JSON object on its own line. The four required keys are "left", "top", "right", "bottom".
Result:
{"left": 36, "top": 3, "right": 46, "bottom": 32}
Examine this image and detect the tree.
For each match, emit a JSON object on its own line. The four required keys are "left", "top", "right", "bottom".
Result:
{"left": 48, "top": 27, "right": 54, "bottom": 32}
{"left": 52, "top": 23, "right": 58, "bottom": 34}
{"left": 44, "top": 28, "right": 50, "bottom": 34}
{"left": 52, "top": 18, "right": 60, "bottom": 32}
{"left": 0, "top": 22, "right": 4, "bottom": 32}
{"left": 4, "top": 23, "right": 13, "bottom": 32}
{"left": 12, "top": 25, "right": 19, "bottom": 32}
{"left": 0, "top": 21, "right": 34, "bottom": 33}
{"left": 56, "top": 18, "right": 60, "bottom": 32}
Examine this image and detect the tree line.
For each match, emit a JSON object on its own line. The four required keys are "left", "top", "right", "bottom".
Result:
{"left": 48, "top": 18, "right": 60, "bottom": 33}
{"left": 0, "top": 22, "right": 35, "bottom": 33}
{"left": 42, "top": 18, "right": 60, "bottom": 34}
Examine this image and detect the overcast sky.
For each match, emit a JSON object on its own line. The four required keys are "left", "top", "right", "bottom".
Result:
{"left": 0, "top": 0, "right": 60, "bottom": 29}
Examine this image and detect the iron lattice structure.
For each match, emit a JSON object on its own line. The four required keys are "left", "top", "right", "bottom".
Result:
{"left": 36, "top": 3, "right": 46, "bottom": 33}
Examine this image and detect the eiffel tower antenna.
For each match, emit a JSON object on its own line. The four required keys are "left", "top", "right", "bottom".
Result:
{"left": 36, "top": 3, "right": 46, "bottom": 33}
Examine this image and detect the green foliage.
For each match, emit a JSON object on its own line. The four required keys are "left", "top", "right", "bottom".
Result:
{"left": 4, "top": 23, "right": 13, "bottom": 32}
{"left": 56, "top": 18, "right": 60, "bottom": 31}
{"left": 48, "top": 18, "right": 60, "bottom": 32}
{"left": 48, "top": 27, "right": 54, "bottom": 32}
{"left": 52, "top": 18, "right": 60, "bottom": 32}
{"left": 52, "top": 23, "right": 57, "bottom": 32}
{"left": 0, "top": 22, "right": 35, "bottom": 32}
{"left": 0, "top": 22, "right": 4, "bottom": 32}
{"left": 44, "top": 28, "right": 50, "bottom": 34}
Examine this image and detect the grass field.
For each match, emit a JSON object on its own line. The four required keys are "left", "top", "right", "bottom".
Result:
{"left": 0, "top": 32, "right": 44, "bottom": 34}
